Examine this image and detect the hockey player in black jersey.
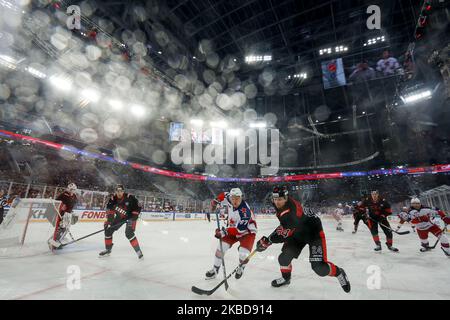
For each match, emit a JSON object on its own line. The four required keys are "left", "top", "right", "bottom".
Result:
{"left": 99, "top": 185, "right": 143, "bottom": 259}
{"left": 256, "top": 186, "right": 350, "bottom": 292}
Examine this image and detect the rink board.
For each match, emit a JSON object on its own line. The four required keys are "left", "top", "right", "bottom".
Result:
{"left": 3, "top": 207, "right": 281, "bottom": 223}
{"left": 1, "top": 218, "right": 450, "bottom": 300}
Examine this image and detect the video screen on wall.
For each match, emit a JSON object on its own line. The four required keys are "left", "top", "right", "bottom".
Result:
{"left": 169, "top": 122, "right": 223, "bottom": 145}
{"left": 169, "top": 122, "right": 184, "bottom": 142}
{"left": 321, "top": 58, "right": 347, "bottom": 89}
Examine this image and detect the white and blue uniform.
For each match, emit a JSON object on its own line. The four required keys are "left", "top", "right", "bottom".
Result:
{"left": 213, "top": 192, "right": 257, "bottom": 238}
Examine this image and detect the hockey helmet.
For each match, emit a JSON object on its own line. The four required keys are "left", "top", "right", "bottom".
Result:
{"left": 272, "top": 186, "right": 288, "bottom": 199}
{"left": 229, "top": 188, "right": 243, "bottom": 197}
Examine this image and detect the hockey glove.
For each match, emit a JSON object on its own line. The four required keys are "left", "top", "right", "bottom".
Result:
{"left": 256, "top": 236, "right": 272, "bottom": 252}
{"left": 214, "top": 227, "right": 227, "bottom": 239}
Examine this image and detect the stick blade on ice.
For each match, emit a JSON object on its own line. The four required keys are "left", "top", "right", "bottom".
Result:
{"left": 191, "top": 285, "right": 211, "bottom": 296}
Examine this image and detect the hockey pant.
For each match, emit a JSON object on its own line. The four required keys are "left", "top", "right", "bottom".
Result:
{"left": 277, "top": 231, "right": 342, "bottom": 280}
{"left": 104, "top": 215, "right": 141, "bottom": 254}
{"left": 213, "top": 233, "right": 255, "bottom": 269}
{"left": 417, "top": 224, "right": 450, "bottom": 252}
{"left": 367, "top": 215, "right": 393, "bottom": 246}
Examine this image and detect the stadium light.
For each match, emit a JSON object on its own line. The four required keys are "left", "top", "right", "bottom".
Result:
{"left": 49, "top": 75, "right": 72, "bottom": 92}
{"left": 249, "top": 122, "right": 267, "bottom": 128}
{"left": 401, "top": 90, "right": 432, "bottom": 104}
{"left": 25, "top": 66, "right": 47, "bottom": 79}
{"left": 227, "top": 129, "right": 241, "bottom": 136}
{"left": 287, "top": 73, "right": 307, "bottom": 80}
{"left": 108, "top": 99, "right": 124, "bottom": 110}
{"left": 130, "top": 104, "right": 146, "bottom": 117}
{"left": 245, "top": 55, "right": 272, "bottom": 64}
{"left": 210, "top": 121, "right": 227, "bottom": 128}
{"left": 364, "top": 35, "right": 386, "bottom": 46}
{"left": 0, "top": 54, "right": 17, "bottom": 70}
{"left": 190, "top": 119, "right": 203, "bottom": 126}
{"left": 81, "top": 89, "right": 101, "bottom": 103}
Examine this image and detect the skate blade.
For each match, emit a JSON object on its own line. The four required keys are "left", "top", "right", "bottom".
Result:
{"left": 98, "top": 253, "right": 111, "bottom": 258}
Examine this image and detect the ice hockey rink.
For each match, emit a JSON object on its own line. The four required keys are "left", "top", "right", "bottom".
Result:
{"left": 1, "top": 217, "right": 449, "bottom": 300}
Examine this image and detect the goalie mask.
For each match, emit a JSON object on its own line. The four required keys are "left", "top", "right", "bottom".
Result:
{"left": 67, "top": 183, "right": 77, "bottom": 193}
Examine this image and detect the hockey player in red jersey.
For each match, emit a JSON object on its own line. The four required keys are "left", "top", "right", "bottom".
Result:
{"left": 255, "top": 186, "right": 350, "bottom": 292}
{"left": 352, "top": 201, "right": 368, "bottom": 234}
{"left": 205, "top": 188, "right": 257, "bottom": 280}
{"left": 0, "top": 189, "right": 13, "bottom": 225}
{"left": 362, "top": 190, "right": 398, "bottom": 252}
{"left": 99, "top": 184, "right": 143, "bottom": 259}
{"left": 48, "top": 183, "right": 78, "bottom": 250}
{"left": 405, "top": 198, "right": 450, "bottom": 256}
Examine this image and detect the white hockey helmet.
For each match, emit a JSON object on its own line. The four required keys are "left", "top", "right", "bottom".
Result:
{"left": 229, "top": 188, "right": 243, "bottom": 197}
{"left": 338, "top": 203, "right": 343, "bottom": 208}
{"left": 67, "top": 183, "right": 77, "bottom": 192}
{"left": 410, "top": 198, "right": 421, "bottom": 205}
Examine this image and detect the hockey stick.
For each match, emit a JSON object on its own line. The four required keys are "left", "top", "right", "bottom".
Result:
{"left": 428, "top": 224, "right": 448, "bottom": 250}
{"left": 369, "top": 217, "right": 410, "bottom": 235}
{"left": 214, "top": 209, "right": 229, "bottom": 291}
{"left": 54, "top": 220, "right": 127, "bottom": 249}
{"left": 192, "top": 250, "right": 257, "bottom": 296}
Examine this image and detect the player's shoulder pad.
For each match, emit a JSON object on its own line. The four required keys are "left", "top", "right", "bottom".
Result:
{"left": 241, "top": 200, "right": 251, "bottom": 210}
{"left": 127, "top": 193, "right": 136, "bottom": 199}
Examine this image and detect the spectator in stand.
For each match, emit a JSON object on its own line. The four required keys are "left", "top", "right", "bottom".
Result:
{"left": 348, "top": 60, "right": 375, "bottom": 83}
{"left": 376, "top": 50, "right": 401, "bottom": 76}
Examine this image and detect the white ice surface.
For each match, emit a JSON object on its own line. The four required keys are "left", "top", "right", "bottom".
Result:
{"left": 0, "top": 217, "right": 449, "bottom": 300}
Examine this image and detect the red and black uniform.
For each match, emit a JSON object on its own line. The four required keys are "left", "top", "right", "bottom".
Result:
{"left": 268, "top": 197, "right": 343, "bottom": 281}
{"left": 53, "top": 191, "right": 77, "bottom": 242}
{"left": 0, "top": 195, "right": 11, "bottom": 225}
{"left": 104, "top": 193, "right": 142, "bottom": 255}
{"left": 353, "top": 204, "right": 368, "bottom": 231}
{"left": 362, "top": 197, "right": 394, "bottom": 246}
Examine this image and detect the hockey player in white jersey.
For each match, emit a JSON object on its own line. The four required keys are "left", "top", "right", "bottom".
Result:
{"left": 333, "top": 204, "right": 344, "bottom": 231}
{"left": 205, "top": 188, "right": 257, "bottom": 280}
{"left": 405, "top": 198, "right": 450, "bottom": 256}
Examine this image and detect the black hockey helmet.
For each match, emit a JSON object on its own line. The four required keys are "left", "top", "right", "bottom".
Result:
{"left": 115, "top": 184, "right": 125, "bottom": 192}
{"left": 272, "top": 185, "right": 288, "bottom": 199}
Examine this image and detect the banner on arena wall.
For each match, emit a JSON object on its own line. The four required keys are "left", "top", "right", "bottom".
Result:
{"left": 24, "top": 209, "right": 206, "bottom": 222}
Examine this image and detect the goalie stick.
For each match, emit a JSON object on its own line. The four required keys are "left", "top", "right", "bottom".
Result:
{"left": 51, "top": 220, "right": 127, "bottom": 249}
{"left": 191, "top": 250, "right": 257, "bottom": 296}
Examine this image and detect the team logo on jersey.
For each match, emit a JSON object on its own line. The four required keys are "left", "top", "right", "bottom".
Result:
{"left": 115, "top": 207, "right": 127, "bottom": 215}
{"left": 276, "top": 226, "right": 294, "bottom": 238}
